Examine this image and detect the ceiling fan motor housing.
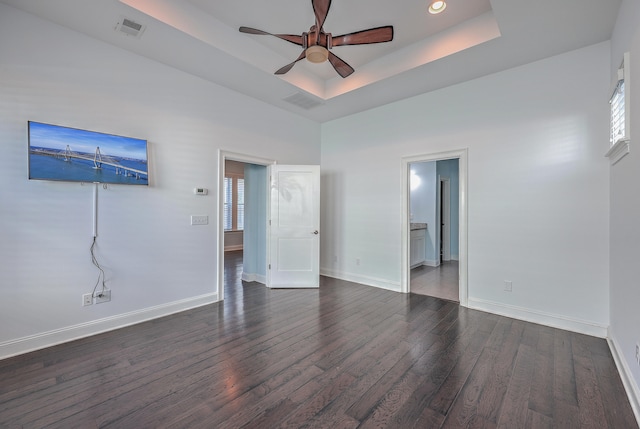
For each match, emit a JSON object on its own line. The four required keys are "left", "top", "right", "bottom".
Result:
{"left": 302, "top": 30, "right": 332, "bottom": 49}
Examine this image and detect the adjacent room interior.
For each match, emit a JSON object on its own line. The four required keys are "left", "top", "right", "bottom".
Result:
{"left": 409, "top": 158, "right": 460, "bottom": 302}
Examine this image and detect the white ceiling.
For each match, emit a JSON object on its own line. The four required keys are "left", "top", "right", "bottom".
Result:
{"left": 1, "top": 0, "right": 621, "bottom": 122}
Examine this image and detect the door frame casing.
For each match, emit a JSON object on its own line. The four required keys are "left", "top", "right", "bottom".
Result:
{"left": 401, "top": 148, "right": 468, "bottom": 307}
{"left": 440, "top": 177, "right": 451, "bottom": 262}
{"left": 217, "top": 150, "right": 275, "bottom": 302}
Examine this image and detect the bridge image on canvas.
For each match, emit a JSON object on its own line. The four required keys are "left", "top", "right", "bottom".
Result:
{"left": 28, "top": 121, "right": 148, "bottom": 186}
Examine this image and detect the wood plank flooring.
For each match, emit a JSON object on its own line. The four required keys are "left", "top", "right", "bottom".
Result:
{"left": 411, "top": 261, "right": 459, "bottom": 302}
{"left": 0, "top": 250, "right": 636, "bottom": 428}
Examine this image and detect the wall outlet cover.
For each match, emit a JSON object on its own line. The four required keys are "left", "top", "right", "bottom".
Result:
{"left": 82, "top": 293, "right": 93, "bottom": 306}
{"left": 95, "top": 289, "right": 111, "bottom": 304}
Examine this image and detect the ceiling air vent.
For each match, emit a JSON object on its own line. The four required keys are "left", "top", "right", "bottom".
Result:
{"left": 114, "top": 17, "right": 146, "bottom": 39}
{"left": 283, "top": 93, "right": 323, "bottom": 110}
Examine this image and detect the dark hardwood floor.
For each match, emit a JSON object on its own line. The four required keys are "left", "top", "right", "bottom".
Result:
{"left": 411, "top": 261, "right": 459, "bottom": 302}
{"left": 0, "top": 250, "right": 637, "bottom": 428}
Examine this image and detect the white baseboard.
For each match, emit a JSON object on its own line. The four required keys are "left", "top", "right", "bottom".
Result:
{"left": 421, "top": 258, "right": 458, "bottom": 266}
{"left": 467, "top": 297, "right": 608, "bottom": 338}
{"left": 224, "top": 245, "right": 243, "bottom": 252}
{"left": 242, "top": 272, "right": 266, "bottom": 285}
{"left": 607, "top": 331, "right": 640, "bottom": 426}
{"left": 320, "top": 268, "right": 401, "bottom": 292}
{"left": 0, "top": 293, "right": 219, "bottom": 360}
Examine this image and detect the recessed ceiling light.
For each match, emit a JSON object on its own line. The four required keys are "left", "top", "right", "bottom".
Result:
{"left": 428, "top": 0, "right": 447, "bottom": 14}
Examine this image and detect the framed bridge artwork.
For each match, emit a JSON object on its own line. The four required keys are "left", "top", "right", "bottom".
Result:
{"left": 28, "top": 121, "right": 148, "bottom": 186}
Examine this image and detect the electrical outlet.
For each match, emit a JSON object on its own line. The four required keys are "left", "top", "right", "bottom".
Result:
{"left": 356, "top": 258, "right": 361, "bottom": 266}
{"left": 191, "top": 215, "right": 208, "bottom": 226}
{"left": 95, "top": 289, "right": 111, "bottom": 304}
{"left": 333, "top": 255, "right": 338, "bottom": 263}
{"left": 504, "top": 280, "right": 513, "bottom": 292}
{"left": 82, "top": 293, "right": 93, "bottom": 306}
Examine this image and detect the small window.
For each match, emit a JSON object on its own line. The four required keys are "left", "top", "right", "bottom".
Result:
{"left": 606, "top": 52, "right": 631, "bottom": 165}
{"left": 610, "top": 79, "right": 626, "bottom": 145}
{"left": 609, "top": 52, "right": 630, "bottom": 146}
{"left": 224, "top": 175, "right": 244, "bottom": 231}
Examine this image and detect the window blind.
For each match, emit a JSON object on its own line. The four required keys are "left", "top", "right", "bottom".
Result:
{"left": 223, "top": 177, "right": 233, "bottom": 231}
{"left": 610, "top": 79, "right": 626, "bottom": 145}
{"left": 237, "top": 178, "right": 245, "bottom": 230}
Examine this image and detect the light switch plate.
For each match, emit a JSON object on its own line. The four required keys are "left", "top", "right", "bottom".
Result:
{"left": 191, "top": 215, "right": 208, "bottom": 225}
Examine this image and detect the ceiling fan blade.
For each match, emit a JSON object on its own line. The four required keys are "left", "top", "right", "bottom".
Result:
{"left": 275, "top": 51, "right": 307, "bottom": 75}
{"left": 239, "top": 26, "right": 303, "bottom": 46}
{"left": 332, "top": 26, "right": 394, "bottom": 47}
{"left": 312, "top": 0, "right": 332, "bottom": 39}
{"left": 327, "top": 51, "right": 354, "bottom": 78}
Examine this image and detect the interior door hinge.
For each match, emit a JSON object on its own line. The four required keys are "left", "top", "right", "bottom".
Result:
{"left": 268, "top": 264, "right": 271, "bottom": 270}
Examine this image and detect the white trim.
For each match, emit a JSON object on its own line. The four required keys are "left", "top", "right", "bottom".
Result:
{"left": 320, "top": 268, "right": 401, "bottom": 292}
{"left": 401, "top": 148, "right": 468, "bottom": 307}
{"left": 607, "top": 332, "right": 640, "bottom": 426}
{"left": 605, "top": 138, "right": 630, "bottom": 165}
{"left": 0, "top": 293, "right": 218, "bottom": 360}
{"left": 218, "top": 150, "right": 276, "bottom": 302}
{"left": 440, "top": 177, "right": 451, "bottom": 262}
{"left": 467, "top": 297, "right": 608, "bottom": 338}
{"left": 241, "top": 272, "right": 267, "bottom": 284}
{"left": 422, "top": 259, "right": 440, "bottom": 267}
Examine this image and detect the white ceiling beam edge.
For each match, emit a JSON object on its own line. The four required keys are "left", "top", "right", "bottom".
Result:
{"left": 120, "top": 0, "right": 499, "bottom": 102}
{"left": 324, "top": 11, "right": 501, "bottom": 99}
{"left": 119, "top": 0, "right": 327, "bottom": 97}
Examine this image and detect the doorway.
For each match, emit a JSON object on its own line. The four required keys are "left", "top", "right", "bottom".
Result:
{"left": 222, "top": 159, "right": 269, "bottom": 287}
{"left": 401, "top": 149, "right": 468, "bottom": 306}
{"left": 217, "top": 151, "right": 274, "bottom": 302}
{"left": 407, "top": 160, "right": 458, "bottom": 301}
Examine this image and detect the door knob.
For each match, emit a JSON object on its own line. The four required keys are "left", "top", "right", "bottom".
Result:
{"left": 312, "top": 230, "right": 319, "bottom": 235}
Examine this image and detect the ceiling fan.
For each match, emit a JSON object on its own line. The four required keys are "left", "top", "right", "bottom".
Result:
{"left": 239, "top": 0, "right": 394, "bottom": 78}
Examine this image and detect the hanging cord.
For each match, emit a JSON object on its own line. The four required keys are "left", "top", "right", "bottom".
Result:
{"left": 90, "top": 236, "right": 107, "bottom": 298}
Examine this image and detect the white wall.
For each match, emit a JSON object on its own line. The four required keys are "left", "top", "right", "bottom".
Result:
{"left": 242, "top": 163, "right": 268, "bottom": 283}
{"left": 410, "top": 161, "right": 437, "bottom": 263}
{"left": 321, "top": 42, "right": 611, "bottom": 336}
{"left": 224, "top": 231, "right": 244, "bottom": 251}
{"left": 408, "top": 160, "right": 460, "bottom": 266}
{"left": 609, "top": 0, "right": 640, "bottom": 418}
{"left": 0, "top": 4, "right": 320, "bottom": 358}
{"left": 437, "top": 159, "right": 460, "bottom": 260}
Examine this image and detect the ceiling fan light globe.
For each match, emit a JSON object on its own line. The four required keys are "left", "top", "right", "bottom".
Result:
{"left": 306, "top": 45, "right": 329, "bottom": 63}
{"left": 429, "top": 0, "right": 447, "bottom": 14}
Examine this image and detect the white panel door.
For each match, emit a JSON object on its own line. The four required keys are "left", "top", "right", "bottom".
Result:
{"left": 268, "top": 165, "right": 320, "bottom": 288}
